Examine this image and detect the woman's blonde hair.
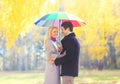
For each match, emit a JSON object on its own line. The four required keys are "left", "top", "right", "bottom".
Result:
{"left": 44, "top": 26, "right": 58, "bottom": 49}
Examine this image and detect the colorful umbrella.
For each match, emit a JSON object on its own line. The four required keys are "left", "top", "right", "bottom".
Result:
{"left": 34, "top": 12, "right": 86, "bottom": 27}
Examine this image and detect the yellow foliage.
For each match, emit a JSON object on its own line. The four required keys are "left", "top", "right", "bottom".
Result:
{"left": 89, "top": 46, "right": 108, "bottom": 60}
{"left": 0, "top": 0, "right": 58, "bottom": 49}
{"left": 114, "top": 31, "right": 120, "bottom": 52}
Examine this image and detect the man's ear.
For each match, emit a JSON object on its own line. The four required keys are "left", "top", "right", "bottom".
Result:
{"left": 66, "top": 27, "right": 70, "bottom": 31}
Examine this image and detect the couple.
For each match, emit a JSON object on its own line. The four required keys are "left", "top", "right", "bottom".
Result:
{"left": 44, "top": 21, "right": 80, "bottom": 84}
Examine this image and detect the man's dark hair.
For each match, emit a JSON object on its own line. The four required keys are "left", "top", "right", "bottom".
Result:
{"left": 61, "top": 21, "right": 73, "bottom": 31}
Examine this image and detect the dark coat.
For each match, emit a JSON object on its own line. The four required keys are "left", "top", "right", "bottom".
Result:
{"left": 55, "top": 33, "right": 80, "bottom": 77}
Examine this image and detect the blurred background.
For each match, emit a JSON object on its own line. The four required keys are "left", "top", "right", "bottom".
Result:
{"left": 0, "top": 0, "right": 120, "bottom": 72}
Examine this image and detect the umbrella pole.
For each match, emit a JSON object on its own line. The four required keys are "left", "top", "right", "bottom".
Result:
{"left": 58, "top": 20, "right": 62, "bottom": 45}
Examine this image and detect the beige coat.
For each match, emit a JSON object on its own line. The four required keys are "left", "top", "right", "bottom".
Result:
{"left": 44, "top": 40, "right": 61, "bottom": 84}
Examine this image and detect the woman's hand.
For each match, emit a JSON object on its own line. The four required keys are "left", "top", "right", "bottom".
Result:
{"left": 49, "top": 59, "right": 54, "bottom": 64}
{"left": 58, "top": 46, "right": 63, "bottom": 52}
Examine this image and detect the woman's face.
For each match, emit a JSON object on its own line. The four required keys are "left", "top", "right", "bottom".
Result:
{"left": 51, "top": 28, "right": 58, "bottom": 38}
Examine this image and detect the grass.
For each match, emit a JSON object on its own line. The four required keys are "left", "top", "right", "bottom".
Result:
{"left": 0, "top": 70, "right": 120, "bottom": 84}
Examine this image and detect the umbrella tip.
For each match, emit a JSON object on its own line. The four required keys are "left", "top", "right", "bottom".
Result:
{"left": 59, "top": 4, "right": 64, "bottom": 12}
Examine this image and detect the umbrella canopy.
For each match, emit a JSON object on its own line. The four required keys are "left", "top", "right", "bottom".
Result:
{"left": 34, "top": 12, "right": 86, "bottom": 27}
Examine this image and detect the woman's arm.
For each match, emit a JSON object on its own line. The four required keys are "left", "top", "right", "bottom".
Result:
{"left": 57, "top": 51, "right": 66, "bottom": 58}
{"left": 46, "top": 41, "right": 60, "bottom": 60}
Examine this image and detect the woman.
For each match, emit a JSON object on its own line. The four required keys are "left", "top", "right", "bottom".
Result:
{"left": 44, "top": 26, "right": 64, "bottom": 84}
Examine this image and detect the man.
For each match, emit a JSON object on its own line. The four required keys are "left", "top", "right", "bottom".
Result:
{"left": 55, "top": 21, "right": 80, "bottom": 84}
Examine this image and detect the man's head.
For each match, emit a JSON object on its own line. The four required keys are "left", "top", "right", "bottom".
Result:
{"left": 61, "top": 21, "right": 73, "bottom": 36}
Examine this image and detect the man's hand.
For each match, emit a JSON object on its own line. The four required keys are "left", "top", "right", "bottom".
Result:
{"left": 49, "top": 59, "right": 55, "bottom": 64}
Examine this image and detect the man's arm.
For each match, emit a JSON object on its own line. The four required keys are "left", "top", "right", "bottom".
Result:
{"left": 55, "top": 41, "right": 75, "bottom": 65}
